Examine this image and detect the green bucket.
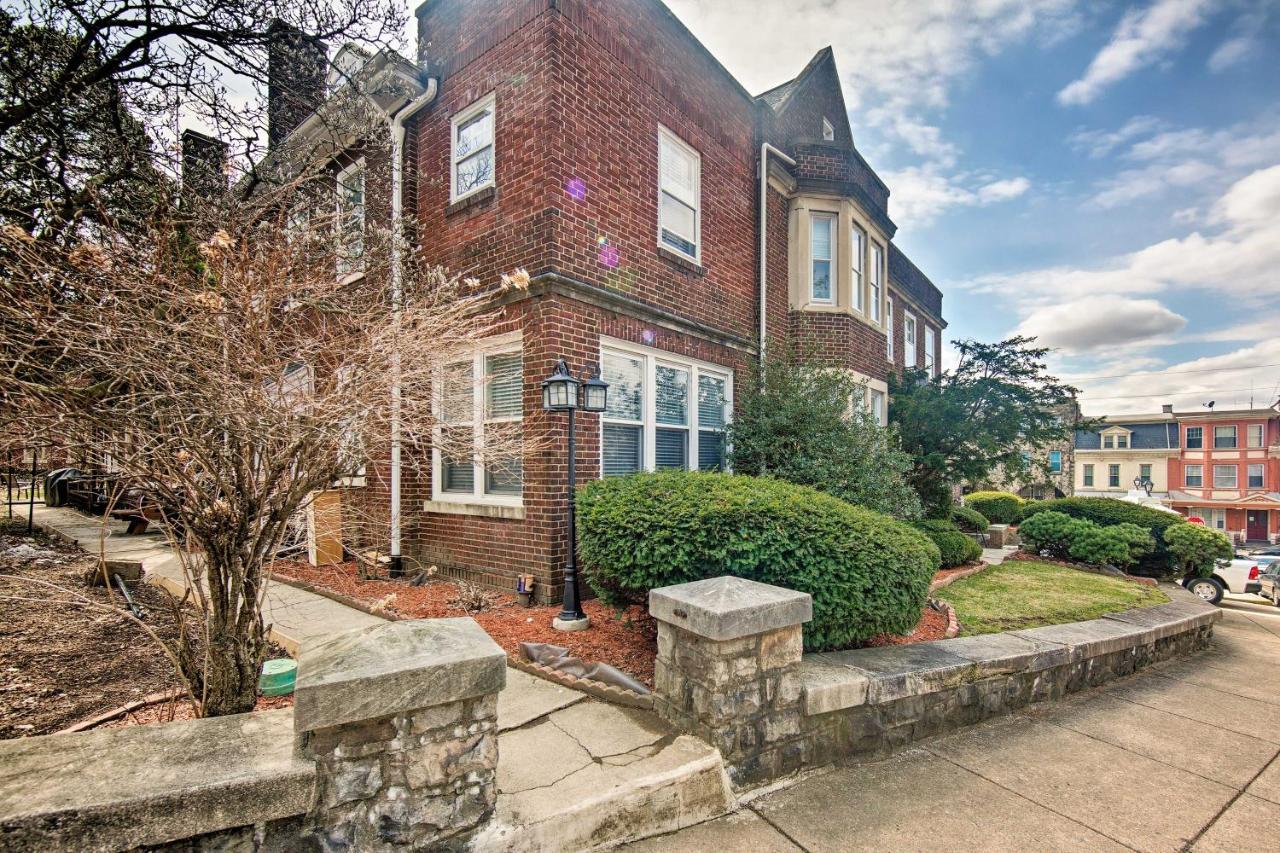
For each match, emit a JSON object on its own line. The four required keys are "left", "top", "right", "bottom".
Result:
{"left": 259, "top": 658, "right": 297, "bottom": 697}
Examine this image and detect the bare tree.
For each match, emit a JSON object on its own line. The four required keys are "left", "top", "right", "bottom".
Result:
{"left": 0, "top": 175, "right": 528, "bottom": 715}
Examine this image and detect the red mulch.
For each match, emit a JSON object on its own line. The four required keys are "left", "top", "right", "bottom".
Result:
{"left": 860, "top": 601, "right": 950, "bottom": 647}
{"left": 271, "top": 561, "right": 658, "bottom": 686}
{"left": 97, "top": 694, "right": 293, "bottom": 729}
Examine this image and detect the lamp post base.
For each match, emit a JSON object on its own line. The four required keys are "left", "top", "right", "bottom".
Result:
{"left": 552, "top": 615, "right": 591, "bottom": 632}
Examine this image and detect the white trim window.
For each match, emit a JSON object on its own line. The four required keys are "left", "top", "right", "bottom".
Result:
{"left": 657, "top": 127, "right": 701, "bottom": 262}
{"left": 923, "top": 325, "right": 937, "bottom": 375}
{"left": 1185, "top": 426, "right": 1203, "bottom": 449}
{"left": 450, "top": 92, "right": 495, "bottom": 202}
{"left": 1213, "top": 464, "right": 1238, "bottom": 489}
{"left": 851, "top": 226, "right": 865, "bottom": 313}
{"left": 1214, "top": 425, "right": 1237, "bottom": 449}
{"left": 1248, "top": 463, "right": 1265, "bottom": 488}
{"left": 335, "top": 159, "right": 365, "bottom": 277}
{"left": 1185, "top": 464, "right": 1203, "bottom": 487}
{"left": 1108, "top": 464, "right": 1121, "bottom": 488}
{"left": 869, "top": 388, "right": 886, "bottom": 425}
{"left": 885, "top": 296, "right": 894, "bottom": 360}
{"left": 1248, "top": 424, "right": 1265, "bottom": 448}
{"left": 904, "top": 311, "right": 917, "bottom": 362}
{"left": 1082, "top": 464, "right": 1094, "bottom": 487}
{"left": 869, "top": 242, "right": 884, "bottom": 325}
{"left": 434, "top": 337, "right": 523, "bottom": 504}
{"left": 601, "top": 339, "right": 731, "bottom": 476}
{"left": 810, "top": 213, "right": 835, "bottom": 304}
{"left": 822, "top": 117, "right": 835, "bottom": 141}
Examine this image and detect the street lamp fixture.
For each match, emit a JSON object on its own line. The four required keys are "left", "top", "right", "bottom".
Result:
{"left": 542, "top": 359, "right": 608, "bottom": 632}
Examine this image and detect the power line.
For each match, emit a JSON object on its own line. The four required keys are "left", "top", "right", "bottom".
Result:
{"left": 1062, "top": 361, "right": 1280, "bottom": 382}
{"left": 1080, "top": 385, "right": 1271, "bottom": 401}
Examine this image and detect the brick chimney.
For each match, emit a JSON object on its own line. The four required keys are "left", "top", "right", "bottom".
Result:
{"left": 180, "top": 129, "right": 228, "bottom": 200}
{"left": 1162, "top": 403, "right": 1174, "bottom": 415}
{"left": 267, "top": 20, "right": 329, "bottom": 149}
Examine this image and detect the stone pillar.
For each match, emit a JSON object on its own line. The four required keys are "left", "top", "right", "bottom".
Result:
{"left": 649, "top": 576, "right": 812, "bottom": 789}
{"left": 293, "top": 617, "right": 506, "bottom": 851}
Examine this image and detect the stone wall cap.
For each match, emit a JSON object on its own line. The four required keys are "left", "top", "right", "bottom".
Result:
{"left": 649, "top": 576, "right": 812, "bottom": 641}
{"left": 294, "top": 617, "right": 506, "bottom": 732}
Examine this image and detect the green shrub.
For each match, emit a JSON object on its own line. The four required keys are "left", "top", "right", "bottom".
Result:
{"left": 577, "top": 470, "right": 941, "bottom": 650}
{"left": 1068, "top": 524, "right": 1150, "bottom": 568}
{"left": 1109, "top": 523, "right": 1156, "bottom": 564}
{"left": 1020, "top": 497, "right": 1186, "bottom": 575}
{"left": 964, "top": 491, "right": 1024, "bottom": 524}
{"left": 911, "top": 520, "right": 982, "bottom": 568}
{"left": 1164, "top": 523, "right": 1233, "bottom": 578}
{"left": 1018, "top": 510, "right": 1092, "bottom": 559}
{"left": 950, "top": 504, "right": 989, "bottom": 534}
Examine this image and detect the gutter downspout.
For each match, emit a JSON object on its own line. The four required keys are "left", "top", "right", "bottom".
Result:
{"left": 386, "top": 79, "right": 438, "bottom": 577}
{"left": 759, "top": 143, "right": 796, "bottom": 368}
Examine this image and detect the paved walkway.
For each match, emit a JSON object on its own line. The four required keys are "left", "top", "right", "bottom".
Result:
{"left": 628, "top": 597, "right": 1280, "bottom": 853}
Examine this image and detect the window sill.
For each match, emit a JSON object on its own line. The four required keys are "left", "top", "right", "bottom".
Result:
{"left": 423, "top": 499, "right": 525, "bottom": 520}
{"left": 446, "top": 186, "right": 495, "bottom": 217}
{"left": 657, "top": 246, "right": 705, "bottom": 275}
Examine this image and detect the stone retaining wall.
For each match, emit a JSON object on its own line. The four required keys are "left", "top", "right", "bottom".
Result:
{"left": 649, "top": 578, "right": 1219, "bottom": 790}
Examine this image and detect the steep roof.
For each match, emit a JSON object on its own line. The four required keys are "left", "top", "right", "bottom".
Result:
{"left": 755, "top": 47, "right": 835, "bottom": 116}
{"left": 1075, "top": 422, "right": 1180, "bottom": 450}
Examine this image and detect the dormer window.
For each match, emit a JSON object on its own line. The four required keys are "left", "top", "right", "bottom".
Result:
{"left": 1101, "top": 428, "right": 1131, "bottom": 449}
{"left": 822, "top": 117, "right": 835, "bottom": 141}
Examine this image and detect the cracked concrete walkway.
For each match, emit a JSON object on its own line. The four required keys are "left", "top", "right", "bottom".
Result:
{"left": 628, "top": 597, "right": 1280, "bottom": 853}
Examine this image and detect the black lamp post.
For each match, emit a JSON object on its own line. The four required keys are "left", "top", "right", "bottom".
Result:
{"left": 542, "top": 358, "right": 607, "bottom": 630}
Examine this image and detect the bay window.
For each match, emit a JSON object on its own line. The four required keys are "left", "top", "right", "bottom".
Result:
{"left": 601, "top": 341, "right": 730, "bottom": 476}
{"left": 904, "top": 311, "right": 917, "bottom": 360}
{"left": 451, "top": 93, "right": 495, "bottom": 202}
{"left": 810, "top": 213, "right": 835, "bottom": 304}
{"left": 434, "top": 338, "right": 523, "bottom": 503}
{"left": 869, "top": 242, "right": 884, "bottom": 324}
{"left": 851, "top": 226, "right": 865, "bottom": 313}
{"left": 657, "top": 127, "right": 701, "bottom": 261}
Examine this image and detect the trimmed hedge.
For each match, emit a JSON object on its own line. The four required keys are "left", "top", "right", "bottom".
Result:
{"left": 912, "top": 520, "right": 983, "bottom": 568}
{"left": 577, "top": 471, "right": 941, "bottom": 651}
{"left": 950, "top": 504, "right": 990, "bottom": 534}
{"left": 1019, "top": 509, "right": 1156, "bottom": 569}
{"left": 1164, "top": 523, "right": 1233, "bottom": 578}
{"left": 1020, "top": 497, "right": 1185, "bottom": 575}
{"left": 964, "top": 491, "right": 1024, "bottom": 524}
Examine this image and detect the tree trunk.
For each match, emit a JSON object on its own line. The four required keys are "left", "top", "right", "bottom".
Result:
{"left": 200, "top": 628, "right": 267, "bottom": 716}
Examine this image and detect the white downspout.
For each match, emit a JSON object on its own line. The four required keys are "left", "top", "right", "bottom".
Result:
{"left": 386, "top": 79, "right": 438, "bottom": 577}
{"left": 759, "top": 143, "right": 796, "bottom": 367}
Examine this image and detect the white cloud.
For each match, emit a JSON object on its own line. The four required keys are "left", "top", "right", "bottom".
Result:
{"left": 1014, "top": 297, "right": 1186, "bottom": 354}
{"left": 880, "top": 166, "right": 1030, "bottom": 226}
{"left": 1057, "top": 0, "right": 1217, "bottom": 106}
{"left": 1208, "top": 35, "right": 1255, "bottom": 71}
{"left": 977, "top": 177, "right": 1031, "bottom": 203}
{"left": 1089, "top": 159, "right": 1217, "bottom": 208}
{"left": 1067, "top": 115, "right": 1164, "bottom": 158}
{"left": 1211, "top": 163, "right": 1280, "bottom": 226}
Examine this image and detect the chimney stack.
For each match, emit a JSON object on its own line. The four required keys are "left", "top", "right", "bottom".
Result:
{"left": 267, "top": 20, "right": 328, "bottom": 149}
{"left": 180, "top": 129, "right": 228, "bottom": 201}
{"left": 1161, "top": 403, "right": 1174, "bottom": 415}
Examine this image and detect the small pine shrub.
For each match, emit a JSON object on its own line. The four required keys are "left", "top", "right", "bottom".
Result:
{"left": 950, "top": 504, "right": 989, "bottom": 534}
{"left": 1164, "top": 523, "right": 1233, "bottom": 578}
{"left": 964, "top": 491, "right": 1024, "bottom": 525}
{"left": 577, "top": 471, "right": 941, "bottom": 651}
{"left": 1069, "top": 525, "right": 1139, "bottom": 568}
{"left": 1018, "top": 510, "right": 1092, "bottom": 559}
{"left": 1020, "top": 497, "right": 1186, "bottom": 575}
{"left": 911, "top": 520, "right": 983, "bottom": 568}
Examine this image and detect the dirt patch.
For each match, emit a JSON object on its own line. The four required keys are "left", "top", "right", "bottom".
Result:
{"left": 273, "top": 560, "right": 658, "bottom": 686}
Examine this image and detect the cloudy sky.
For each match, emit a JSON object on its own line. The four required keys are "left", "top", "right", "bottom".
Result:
{"left": 664, "top": 0, "right": 1280, "bottom": 416}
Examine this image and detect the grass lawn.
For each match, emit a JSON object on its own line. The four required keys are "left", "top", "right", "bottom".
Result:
{"left": 937, "top": 560, "right": 1169, "bottom": 636}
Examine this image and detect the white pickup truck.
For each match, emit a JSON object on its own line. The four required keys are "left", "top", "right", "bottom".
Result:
{"left": 1183, "top": 557, "right": 1262, "bottom": 604}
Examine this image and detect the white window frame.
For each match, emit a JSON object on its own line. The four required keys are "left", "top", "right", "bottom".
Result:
{"left": 1214, "top": 425, "right": 1237, "bottom": 449}
{"left": 431, "top": 333, "right": 523, "bottom": 507}
{"left": 656, "top": 126, "right": 702, "bottom": 263}
{"left": 903, "top": 310, "right": 917, "bottom": 361}
{"left": 851, "top": 226, "right": 865, "bottom": 313}
{"left": 869, "top": 242, "right": 884, "bottom": 325}
{"left": 1185, "top": 464, "right": 1203, "bottom": 487}
{"left": 885, "top": 296, "right": 894, "bottom": 360}
{"left": 1213, "top": 464, "right": 1238, "bottom": 489}
{"left": 809, "top": 212, "right": 836, "bottom": 305}
{"left": 869, "top": 388, "right": 886, "bottom": 426}
{"left": 1082, "top": 464, "right": 1094, "bottom": 487}
{"left": 600, "top": 337, "right": 731, "bottom": 476}
{"left": 1108, "top": 464, "right": 1121, "bottom": 488}
{"left": 450, "top": 92, "right": 496, "bottom": 203}
{"left": 335, "top": 159, "right": 366, "bottom": 279}
{"left": 1248, "top": 463, "right": 1265, "bottom": 488}
{"left": 923, "top": 325, "right": 937, "bottom": 375}
{"left": 1248, "top": 424, "right": 1265, "bottom": 448}
{"left": 822, "top": 117, "right": 835, "bottom": 141}
{"left": 1185, "top": 426, "right": 1203, "bottom": 449}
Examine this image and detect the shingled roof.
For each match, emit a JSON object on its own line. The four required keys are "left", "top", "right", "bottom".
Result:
{"left": 888, "top": 244, "right": 943, "bottom": 322}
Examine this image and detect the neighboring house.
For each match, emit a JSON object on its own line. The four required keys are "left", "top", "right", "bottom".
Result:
{"left": 196, "top": 0, "right": 947, "bottom": 602}
{"left": 976, "top": 400, "right": 1080, "bottom": 500}
{"left": 1168, "top": 406, "right": 1280, "bottom": 544}
{"left": 1074, "top": 412, "right": 1179, "bottom": 501}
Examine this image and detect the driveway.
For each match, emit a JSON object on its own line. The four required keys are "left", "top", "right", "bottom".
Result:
{"left": 627, "top": 599, "right": 1280, "bottom": 853}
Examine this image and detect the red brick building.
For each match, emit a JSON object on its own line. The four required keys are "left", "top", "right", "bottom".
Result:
{"left": 248, "top": 0, "right": 948, "bottom": 601}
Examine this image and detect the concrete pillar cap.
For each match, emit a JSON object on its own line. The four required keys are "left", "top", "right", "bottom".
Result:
{"left": 649, "top": 576, "right": 812, "bottom": 641}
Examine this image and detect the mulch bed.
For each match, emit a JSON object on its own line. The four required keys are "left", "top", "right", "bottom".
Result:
{"left": 860, "top": 600, "right": 951, "bottom": 647}
{"left": 271, "top": 560, "right": 658, "bottom": 686}
{"left": 95, "top": 694, "right": 293, "bottom": 729}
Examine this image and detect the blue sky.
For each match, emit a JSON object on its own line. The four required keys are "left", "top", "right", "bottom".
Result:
{"left": 665, "top": 0, "right": 1280, "bottom": 415}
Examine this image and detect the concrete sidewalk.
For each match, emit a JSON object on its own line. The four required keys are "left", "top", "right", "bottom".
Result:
{"left": 629, "top": 599, "right": 1280, "bottom": 853}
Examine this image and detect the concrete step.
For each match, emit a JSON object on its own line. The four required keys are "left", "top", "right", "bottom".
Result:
{"left": 474, "top": 694, "right": 734, "bottom": 852}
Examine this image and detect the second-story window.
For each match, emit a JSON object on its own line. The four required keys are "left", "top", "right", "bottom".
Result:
{"left": 851, "top": 226, "right": 865, "bottom": 313}
{"left": 1186, "top": 426, "right": 1203, "bottom": 449}
{"left": 1248, "top": 424, "right": 1265, "bottom": 447}
{"left": 658, "top": 127, "right": 701, "bottom": 262}
{"left": 870, "top": 242, "right": 884, "bottom": 324}
{"left": 1249, "top": 463, "right": 1265, "bottom": 488}
{"left": 923, "top": 325, "right": 936, "bottom": 375}
{"left": 1215, "top": 425, "right": 1237, "bottom": 449}
{"left": 1050, "top": 450, "right": 1063, "bottom": 473}
{"left": 1185, "top": 464, "right": 1202, "bottom": 487}
{"left": 1214, "top": 464, "right": 1237, "bottom": 488}
{"left": 904, "top": 311, "right": 917, "bottom": 359}
{"left": 810, "top": 213, "right": 834, "bottom": 304}
{"left": 336, "top": 160, "right": 365, "bottom": 278}
{"left": 451, "top": 93, "right": 495, "bottom": 202}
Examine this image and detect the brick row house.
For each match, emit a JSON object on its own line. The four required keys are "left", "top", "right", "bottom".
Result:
{"left": 1075, "top": 404, "right": 1280, "bottom": 544}
{"left": 227, "top": 0, "right": 948, "bottom": 602}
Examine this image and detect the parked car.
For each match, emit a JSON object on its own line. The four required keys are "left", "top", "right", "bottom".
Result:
{"left": 1259, "top": 564, "right": 1280, "bottom": 606}
{"left": 1244, "top": 545, "right": 1280, "bottom": 573}
{"left": 1183, "top": 557, "right": 1262, "bottom": 605}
